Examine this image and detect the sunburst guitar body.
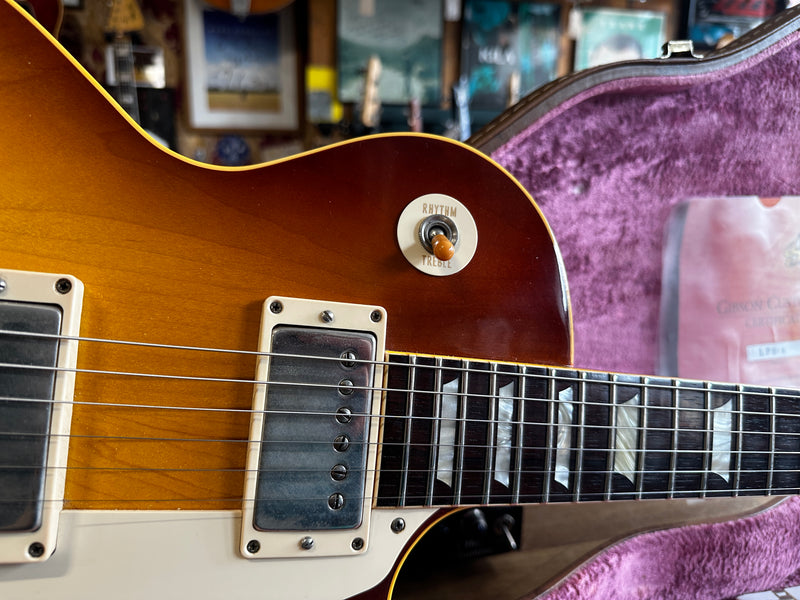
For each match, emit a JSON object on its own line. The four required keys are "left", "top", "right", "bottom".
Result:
{"left": 0, "top": 2, "right": 570, "bottom": 598}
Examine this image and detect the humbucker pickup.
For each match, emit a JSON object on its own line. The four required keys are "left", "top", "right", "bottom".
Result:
{"left": 0, "top": 269, "right": 83, "bottom": 563}
{"left": 240, "top": 297, "right": 386, "bottom": 559}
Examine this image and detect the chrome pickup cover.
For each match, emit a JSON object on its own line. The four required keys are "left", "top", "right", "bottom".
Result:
{"left": 0, "top": 301, "right": 62, "bottom": 533}
{"left": 253, "top": 326, "right": 375, "bottom": 530}
{"left": 0, "top": 269, "right": 83, "bottom": 564}
{"left": 240, "top": 297, "right": 386, "bottom": 559}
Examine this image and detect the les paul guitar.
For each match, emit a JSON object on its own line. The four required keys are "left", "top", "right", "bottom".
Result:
{"left": 0, "top": 2, "right": 797, "bottom": 599}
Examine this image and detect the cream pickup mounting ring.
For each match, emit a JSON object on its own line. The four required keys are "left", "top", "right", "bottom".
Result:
{"left": 397, "top": 194, "right": 478, "bottom": 276}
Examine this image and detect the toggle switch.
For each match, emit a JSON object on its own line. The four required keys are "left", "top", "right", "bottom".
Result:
{"left": 397, "top": 194, "right": 477, "bottom": 276}
{"left": 419, "top": 213, "right": 458, "bottom": 262}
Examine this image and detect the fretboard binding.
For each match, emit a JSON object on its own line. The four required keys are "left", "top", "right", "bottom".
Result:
{"left": 376, "top": 484, "right": 792, "bottom": 503}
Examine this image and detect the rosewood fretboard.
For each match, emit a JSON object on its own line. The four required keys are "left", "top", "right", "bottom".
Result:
{"left": 376, "top": 354, "right": 800, "bottom": 507}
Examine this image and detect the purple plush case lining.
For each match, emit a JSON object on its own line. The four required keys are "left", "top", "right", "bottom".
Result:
{"left": 474, "top": 13, "right": 800, "bottom": 600}
{"left": 491, "top": 26, "right": 800, "bottom": 378}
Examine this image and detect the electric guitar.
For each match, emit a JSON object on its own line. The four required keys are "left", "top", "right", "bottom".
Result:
{"left": 104, "top": 0, "right": 145, "bottom": 123}
{"left": 0, "top": 2, "right": 797, "bottom": 599}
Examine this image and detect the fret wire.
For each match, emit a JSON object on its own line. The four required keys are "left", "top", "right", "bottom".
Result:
{"left": 29, "top": 435, "right": 800, "bottom": 457}
{"left": 483, "top": 364, "right": 498, "bottom": 505}
{"left": 511, "top": 366, "right": 524, "bottom": 504}
{"left": 731, "top": 385, "right": 742, "bottom": 497}
{"left": 768, "top": 388, "right": 776, "bottom": 494}
{"left": 7, "top": 416, "right": 799, "bottom": 442}
{"left": 543, "top": 368, "right": 555, "bottom": 502}
{"left": 398, "top": 355, "right": 415, "bottom": 506}
{"left": 426, "top": 357, "right": 443, "bottom": 506}
{"left": 668, "top": 380, "right": 678, "bottom": 499}
{"left": 453, "top": 360, "right": 468, "bottom": 505}
{"left": 635, "top": 377, "right": 647, "bottom": 500}
{"left": 604, "top": 375, "right": 618, "bottom": 501}
{"left": 700, "top": 382, "right": 711, "bottom": 498}
{"left": 8, "top": 369, "right": 800, "bottom": 423}
{"left": 7, "top": 463, "right": 800, "bottom": 477}
{"left": 573, "top": 373, "right": 585, "bottom": 501}
{"left": 8, "top": 337, "right": 800, "bottom": 412}
{"left": 7, "top": 326, "right": 800, "bottom": 405}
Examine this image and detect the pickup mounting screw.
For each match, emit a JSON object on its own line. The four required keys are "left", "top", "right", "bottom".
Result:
{"left": 370, "top": 310, "right": 382, "bottom": 323}
{"left": 269, "top": 301, "right": 283, "bottom": 314}
{"left": 300, "top": 536, "right": 315, "bottom": 550}
{"left": 320, "top": 310, "right": 335, "bottom": 323}
{"left": 55, "top": 278, "right": 72, "bottom": 295}
{"left": 28, "top": 542, "right": 45, "bottom": 558}
{"left": 0, "top": 278, "right": 6, "bottom": 294}
{"left": 246, "top": 539, "right": 261, "bottom": 554}
{"left": 351, "top": 537, "right": 364, "bottom": 551}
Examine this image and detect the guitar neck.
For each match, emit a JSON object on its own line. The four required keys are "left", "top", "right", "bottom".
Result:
{"left": 376, "top": 353, "right": 799, "bottom": 507}
{"left": 110, "top": 34, "right": 140, "bottom": 123}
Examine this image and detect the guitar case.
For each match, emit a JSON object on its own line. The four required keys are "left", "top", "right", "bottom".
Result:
{"left": 470, "top": 7, "right": 800, "bottom": 600}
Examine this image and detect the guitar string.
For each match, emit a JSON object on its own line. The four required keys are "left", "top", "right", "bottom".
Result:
{"left": 0, "top": 461, "right": 796, "bottom": 476}
{"left": 1, "top": 390, "right": 799, "bottom": 450}
{"left": 0, "top": 344, "right": 800, "bottom": 448}
{"left": 0, "top": 386, "right": 797, "bottom": 451}
{"left": 2, "top": 362, "right": 800, "bottom": 423}
{"left": 3, "top": 328, "right": 800, "bottom": 405}
{"left": 3, "top": 332, "right": 800, "bottom": 489}
{"left": 0, "top": 421, "right": 797, "bottom": 447}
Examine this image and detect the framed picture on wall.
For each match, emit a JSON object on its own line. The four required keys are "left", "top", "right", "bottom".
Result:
{"left": 184, "top": 0, "right": 299, "bottom": 130}
{"left": 337, "top": 0, "right": 443, "bottom": 106}
{"left": 573, "top": 8, "right": 666, "bottom": 71}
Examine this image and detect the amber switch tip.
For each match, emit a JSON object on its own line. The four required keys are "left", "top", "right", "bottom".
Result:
{"left": 431, "top": 233, "right": 455, "bottom": 261}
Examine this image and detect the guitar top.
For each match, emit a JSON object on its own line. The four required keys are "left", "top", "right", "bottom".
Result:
{"left": 0, "top": 0, "right": 568, "bottom": 525}
{"left": 0, "top": 4, "right": 572, "bottom": 597}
